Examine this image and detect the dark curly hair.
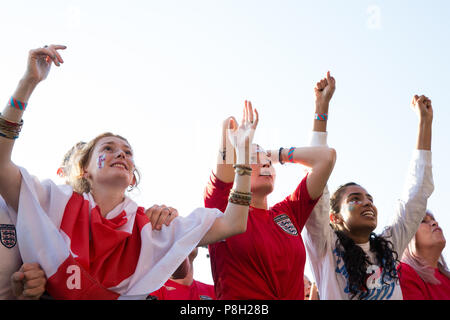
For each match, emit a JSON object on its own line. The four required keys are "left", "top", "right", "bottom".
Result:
{"left": 330, "top": 182, "right": 400, "bottom": 299}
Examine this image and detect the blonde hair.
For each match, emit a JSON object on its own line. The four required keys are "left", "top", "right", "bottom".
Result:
{"left": 401, "top": 211, "right": 450, "bottom": 284}
{"left": 59, "top": 141, "right": 86, "bottom": 182}
{"left": 68, "top": 132, "right": 140, "bottom": 194}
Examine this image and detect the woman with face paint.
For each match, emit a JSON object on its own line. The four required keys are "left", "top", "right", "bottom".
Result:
{"left": 0, "top": 45, "right": 256, "bottom": 299}
{"left": 204, "top": 98, "right": 337, "bottom": 300}
{"left": 304, "top": 75, "right": 435, "bottom": 299}
{"left": 399, "top": 211, "right": 450, "bottom": 299}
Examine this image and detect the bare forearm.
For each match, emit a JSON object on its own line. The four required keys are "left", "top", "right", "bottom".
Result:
{"left": 214, "top": 122, "right": 237, "bottom": 183}
{"left": 416, "top": 120, "right": 432, "bottom": 151}
{"left": 280, "top": 146, "right": 334, "bottom": 168}
{"left": 215, "top": 150, "right": 235, "bottom": 184}
{"left": 280, "top": 146, "right": 336, "bottom": 199}
{"left": 222, "top": 169, "right": 251, "bottom": 232}
{"left": 313, "top": 102, "right": 329, "bottom": 133}
{"left": 199, "top": 166, "right": 251, "bottom": 246}
{"left": 0, "top": 79, "right": 36, "bottom": 210}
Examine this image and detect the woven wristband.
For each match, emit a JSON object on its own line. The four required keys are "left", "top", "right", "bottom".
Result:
{"left": 315, "top": 113, "right": 328, "bottom": 121}
{"left": 8, "top": 97, "right": 28, "bottom": 111}
{"left": 287, "top": 147, "right": 295, "bottom": 163}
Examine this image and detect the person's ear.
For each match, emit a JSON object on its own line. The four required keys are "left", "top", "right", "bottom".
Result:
{"left": 82, "top": 169, "right": 91, "bottom": 180}
{"left": 330, "top": 212, "right": 343, "bottom": 225}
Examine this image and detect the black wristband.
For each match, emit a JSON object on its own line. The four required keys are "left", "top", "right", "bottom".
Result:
{"left": 279, "top": 147, "right": 284, "bottom": 165}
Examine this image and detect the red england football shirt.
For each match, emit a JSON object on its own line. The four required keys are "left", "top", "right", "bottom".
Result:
{"left": 204, "top": 172, "right": 319, "bottom": 300}
{"left": 149, "top": 279, "right": 215, "bottom": 300}
{"left": 399, "top": 262, "right": 450, "bottom": 300}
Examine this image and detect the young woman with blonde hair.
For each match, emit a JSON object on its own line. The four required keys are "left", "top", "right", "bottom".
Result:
{"left": 0, "top": 45, "right": 256, "bottom": 299}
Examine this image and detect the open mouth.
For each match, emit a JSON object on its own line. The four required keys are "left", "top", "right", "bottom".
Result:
{"left": 111, "top": 162, "right": 128, "bottom": 171}
{"left": 260, "top": 168, "right": 272, "bottom": 177}
{"left": 361, "top": 210, "right": 376, "bottom": 218}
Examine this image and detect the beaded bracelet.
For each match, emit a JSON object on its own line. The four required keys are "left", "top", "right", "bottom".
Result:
{"left": 8, "top": 97, "right": 28, "bottom": 111}
{"left": 0, "top": 113, "right": 23, "bottom": 140}
{"left": 315, "top": 113, "right": 328, "bottom": 121}
{"left": 233, "top": 164, "right": 252, "bottom": 176}
{"left": 228, "top": 189, "right": 252, "bottom": 206}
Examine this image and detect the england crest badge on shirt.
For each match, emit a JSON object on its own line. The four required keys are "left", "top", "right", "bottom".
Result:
{"left": 273, "top": 214, "right": 298, "bottom": 236}
{"left": 0, "top": 224, "right": 17, "bottom": 248}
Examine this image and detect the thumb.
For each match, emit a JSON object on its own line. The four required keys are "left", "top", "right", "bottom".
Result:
{"left": 11, "top": 271, "right": 25, "bottom": 297}
{"left": 11, "top": 271, "right": 25, "bottom": 283}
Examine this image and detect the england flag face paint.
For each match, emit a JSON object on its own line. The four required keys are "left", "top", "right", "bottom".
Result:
{"left": 97, "top": 154, "right": 106, "bottom": 169}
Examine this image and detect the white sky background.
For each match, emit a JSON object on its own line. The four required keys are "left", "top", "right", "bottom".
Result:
{"left": 1, "top": 0, "right": 449, "bottom": 286}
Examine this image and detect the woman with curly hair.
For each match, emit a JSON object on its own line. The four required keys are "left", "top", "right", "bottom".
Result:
{"left": 303, "top": 73, "right": 434, "bottom": 299}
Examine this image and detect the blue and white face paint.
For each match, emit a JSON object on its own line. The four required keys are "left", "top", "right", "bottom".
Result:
{"left": 347, "top": 200, "right": 362, "bottom": 212}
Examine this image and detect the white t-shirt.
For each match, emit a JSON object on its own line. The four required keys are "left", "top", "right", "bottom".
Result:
{"left": 0, "top": 197, "right": 21, "bottom": 300}
{"left": 303, "top": 131, "right": 434, "bottom": 300}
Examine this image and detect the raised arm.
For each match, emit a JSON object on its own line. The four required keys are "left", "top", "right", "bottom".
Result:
{"left": 268, "top": 72, "right": 336, "bottom": 200}
{"left": 384, "top": 94, "right": 434, "bottom": 254}
{"left": 313, "top": 70, "right": 335, "bottom": 133}
{"left": 198, "top": 101, "right": 257, "bottom": 246}
{"left": 412, "top": 95, "right": 432, "bottom": 151}
{"left": 304, "top": 72, "right": 336, "bottom": 261}
{"left": 213, "top": 116, "right": 238, "bottom": 183}
{"left": 0, "top": 45, "right": 66, "bottom": 211}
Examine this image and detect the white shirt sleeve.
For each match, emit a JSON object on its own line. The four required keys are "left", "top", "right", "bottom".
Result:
{"left": 303, "top": 131, "right": 334, "bottom": 286}
{"left": 381, "top": 149, "right": 434, "bottom": 257}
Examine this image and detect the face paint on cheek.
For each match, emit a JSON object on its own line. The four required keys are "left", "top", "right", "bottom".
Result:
{"left": 97, "top": 154, "right": 106, "bottom": 169}
{"left": 347, "top": 200, "right": 362, "bottom": 212}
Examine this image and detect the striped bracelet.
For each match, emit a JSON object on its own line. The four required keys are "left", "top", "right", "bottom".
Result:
{"left": 8, "top": 97, "right": 28, "bottom": 111}
{"left": 315, "top": 113, "right": 328, "bottom": 121}
{"left": 287, "top": 147, "right": 295, "bottom": 163}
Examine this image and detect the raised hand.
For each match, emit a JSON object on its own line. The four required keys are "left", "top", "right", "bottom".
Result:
{"left": 314, "top": 71, "right": 336, "bottom": 107}
{"left": 313, "top": 71, "right": 335, "bottom": 133}
{"left": 411, "top": 94, "right": 433, "bottom": 124}
{"left": 411, "top": 94, "right": 433, "bottom": 151}
{"left": 23, "top": 44, "right": 66, "bottom": 84}
{"left": 227, "top": 100, "right": 259, "bottom": 164}
{"left": 219, "top": 116, "right": 238, "bottom": 164}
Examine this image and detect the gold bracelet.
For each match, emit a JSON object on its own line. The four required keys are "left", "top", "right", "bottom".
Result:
{"left": 228, "top": 195, "right": 251, "bottom": 206}
{"left": 230, "top": 189, "right": 252, "bottom": 197}
{"left": 228, "top": 189, "right": 252, "bottom": 206}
